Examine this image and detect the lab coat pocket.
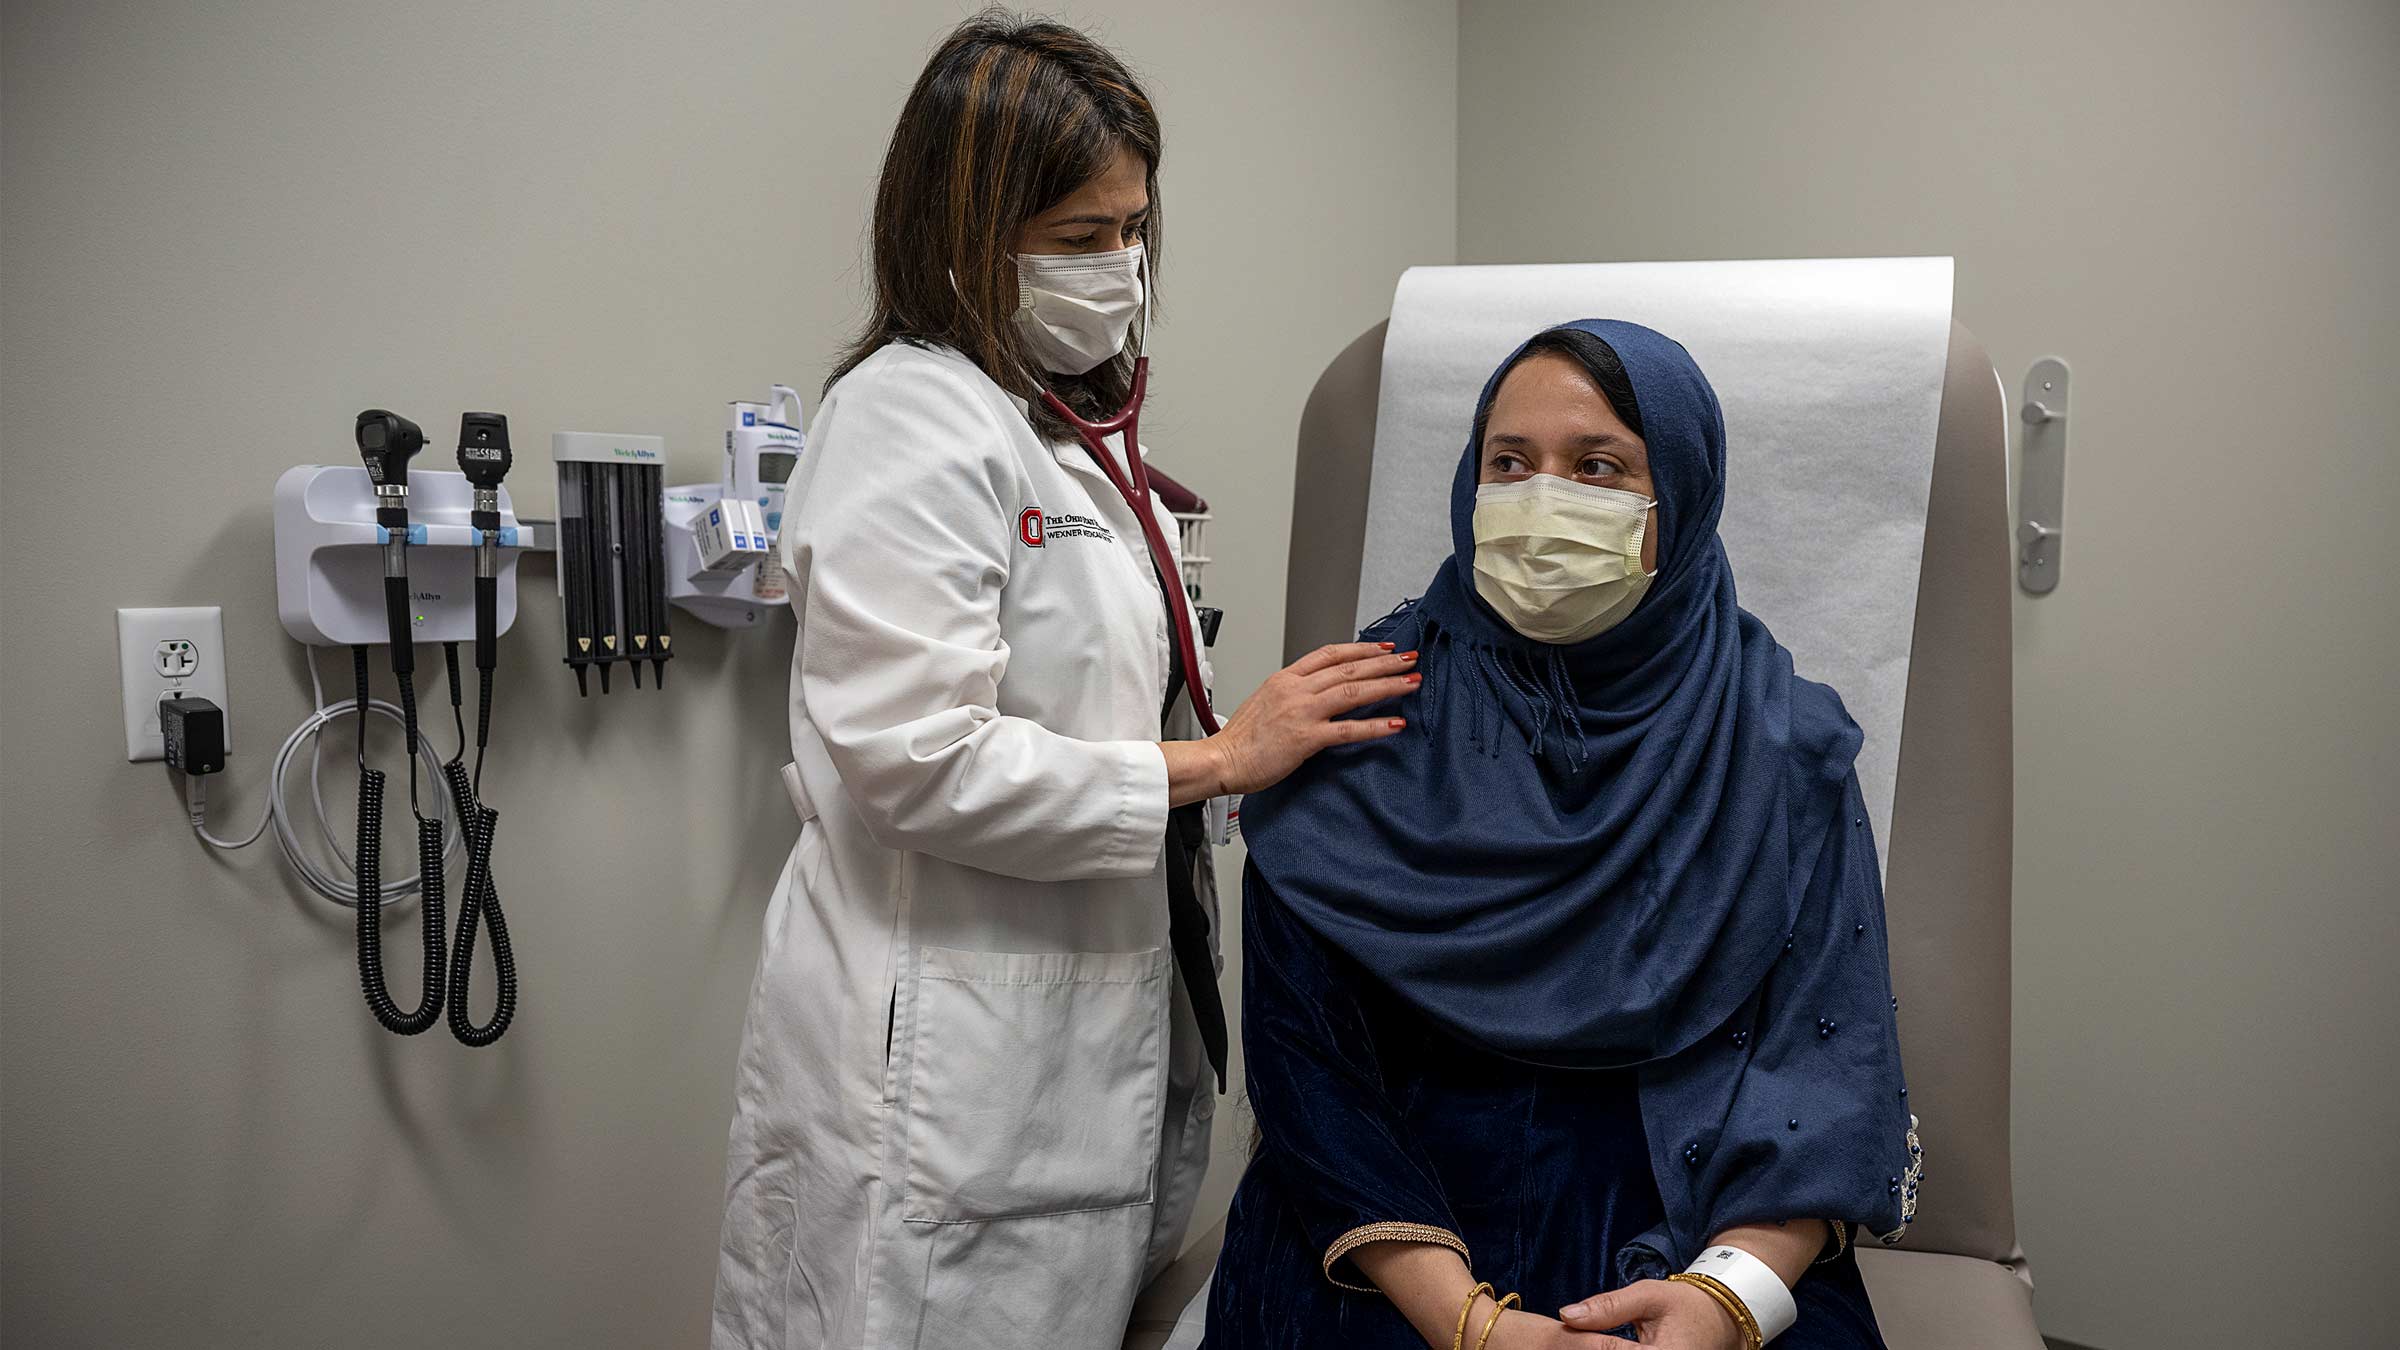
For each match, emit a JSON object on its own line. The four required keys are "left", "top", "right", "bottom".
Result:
{"left": 900, "top": 945, "right": 1170, "bottom": 1224}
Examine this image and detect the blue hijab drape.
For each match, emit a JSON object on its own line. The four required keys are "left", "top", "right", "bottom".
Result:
{"left": 1239, "top": 320, "right": 1919, "bottom": 1262}
{"left": 1244, "top": 319, "right": 1859, "bottom": 1066}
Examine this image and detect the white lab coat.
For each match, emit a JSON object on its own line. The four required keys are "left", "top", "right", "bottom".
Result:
{"left": 712, "top": 341, "right": 1218, "bottom": 1350}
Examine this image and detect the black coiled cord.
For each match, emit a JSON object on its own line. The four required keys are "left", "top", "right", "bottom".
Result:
{"left": 475, "top": 666, "right": 495, "bottom": 795}
{"left": 439, "top": 757, "right": 516, "bottom": 1046}
{"left": 444, "top": 642, "right": 468, "bottom": 760}
{"left": 398, "top": 676, "right": 427, "bottom": 821}
{"left": 354, "top": 646, "right": 446, "bottom": 1035}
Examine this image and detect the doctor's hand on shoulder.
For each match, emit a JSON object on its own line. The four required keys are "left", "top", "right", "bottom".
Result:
{"left": 1161, "top": 641, "right": 1419, "bottom": 807}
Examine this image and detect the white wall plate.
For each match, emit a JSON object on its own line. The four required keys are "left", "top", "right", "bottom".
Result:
{"left": 118, "top": 606, "right": 229, "bottom": 762}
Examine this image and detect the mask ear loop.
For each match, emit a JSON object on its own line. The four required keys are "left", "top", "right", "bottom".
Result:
{"left": 952, "top": 263, "right": 1050, "bottom": 405}
{"left": 1130, "top": 245, "right": 1153, "bottom": 359}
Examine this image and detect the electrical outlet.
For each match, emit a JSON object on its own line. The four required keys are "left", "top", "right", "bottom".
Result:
{"left": 156, "top": 639, "right": 200, "bottom": 678}
{"left": 118, "top": 607, "right": 230, "bottom": 762}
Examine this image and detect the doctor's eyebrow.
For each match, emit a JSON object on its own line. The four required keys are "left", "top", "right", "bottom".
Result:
{"left": 1044, "top": 208, "right": 1149, "bottom": 227}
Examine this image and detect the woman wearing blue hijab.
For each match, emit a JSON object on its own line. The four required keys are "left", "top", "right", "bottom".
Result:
{"left": 1203, "top": 322, "right": 1918, "bottom": 1349}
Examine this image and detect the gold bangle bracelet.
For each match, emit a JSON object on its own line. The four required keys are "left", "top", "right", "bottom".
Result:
{"left": 1668, "top": 1271, "right": 1764, "bottom": 1350}
{"left": 1450, "top": 1282, "right": 1494, "bottom": 1350}
{"left": 1473, "top": 1291, "right": 1521, "bottom": 1350}
{"left": 1326, "top": 1221, "right": 1473, "bottom": 1294}
{"left": 1669, "top": 1273, "right": 1761, "bottom": 1349}
{"left": 1670, "top": 1273, "right": 1737, "bottom": 1334}
{"left": 1816, "top": 1218, "right": 1851, "bottom": 1264}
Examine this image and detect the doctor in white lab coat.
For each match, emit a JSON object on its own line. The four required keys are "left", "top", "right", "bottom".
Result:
{"left": 710, "top": 16, "right": 1418, "bottom": 1350}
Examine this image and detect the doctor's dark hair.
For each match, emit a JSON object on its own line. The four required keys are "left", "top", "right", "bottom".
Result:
{"left": 831, "top": 10, "right": 1161, "bottom": 435}
{"left": 1470, "top": 326, "right": 1645, "bottom": 447}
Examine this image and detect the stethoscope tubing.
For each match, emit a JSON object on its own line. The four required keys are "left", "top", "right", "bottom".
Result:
{"left": 1037, "top": 356, "right": 1220, "bottom": 735}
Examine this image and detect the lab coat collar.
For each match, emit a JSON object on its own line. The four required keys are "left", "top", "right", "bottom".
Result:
{"left": 980, "top": 355, "right": 1134, "bottom": 496}
{"left": 998, "top": 389, "right": 1095, "bottom": 475}
{"left": 977, "top": 361, "right": 1090, "bottom": 475}
{"left": 999, "top": 385, "right": 1096, "bottom": 476}
{"left": 1051, "top": 429, "right": 1142, "bottom": 495}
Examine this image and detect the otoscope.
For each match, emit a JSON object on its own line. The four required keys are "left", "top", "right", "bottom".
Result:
{"left": 440, "top": 412, "right": 518, "bottom": 1045}
{"left": 352, "top": 409, "right": 447, "bottom": 1035}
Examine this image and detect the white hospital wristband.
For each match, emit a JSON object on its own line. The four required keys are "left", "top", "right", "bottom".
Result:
{"left": 1686, "top": 1245, "right": 1798, "bottom": 1344}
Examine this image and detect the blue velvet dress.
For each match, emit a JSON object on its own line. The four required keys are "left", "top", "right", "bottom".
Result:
{"left": 1201, "top": 871, "right": 1889, "bottom": 1349}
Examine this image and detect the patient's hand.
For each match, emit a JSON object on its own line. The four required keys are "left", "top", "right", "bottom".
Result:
{"left": 1555, "top": 1279, "right": 1744, "bottom": 1347}
{"left": 1483, "top": 1308, "right": 1640, "bottom": 1347}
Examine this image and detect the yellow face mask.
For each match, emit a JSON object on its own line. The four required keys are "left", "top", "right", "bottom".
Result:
{"left": 1470, "top": 475, "right": 1657, "bottom": 644}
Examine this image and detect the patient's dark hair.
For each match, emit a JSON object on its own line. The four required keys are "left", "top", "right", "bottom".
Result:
{"left": 1472, "top": 327, "right": 1644, "bottom": 445}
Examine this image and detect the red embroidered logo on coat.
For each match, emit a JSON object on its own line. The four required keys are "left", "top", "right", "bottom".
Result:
{"left": 1017, "top": 507, "right": 1113, "bottom": 547}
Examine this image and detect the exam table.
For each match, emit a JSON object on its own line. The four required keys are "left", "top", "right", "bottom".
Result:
{"left": 1124, "top": 304, "right": 2041, "bottom": 1350}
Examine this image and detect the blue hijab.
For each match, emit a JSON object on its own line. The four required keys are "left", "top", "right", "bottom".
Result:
{"left": 1244, "top": 320, "right": 1866, "bottom": 1069}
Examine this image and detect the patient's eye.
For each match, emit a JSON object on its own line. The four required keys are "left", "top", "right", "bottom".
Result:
{"left": 1578, "top": 453, "right": 1623, "bottom": 479}
{"left": 1488, "top": 450, "right": 1530, "bottom": 475}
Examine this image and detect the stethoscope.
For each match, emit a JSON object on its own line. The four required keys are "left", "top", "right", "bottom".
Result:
{"left": 1022, "top": 281, "right": 1221, "bottom": 735}
{"left": 1015, "top": 272, "right": 1237, "bottom": 1089}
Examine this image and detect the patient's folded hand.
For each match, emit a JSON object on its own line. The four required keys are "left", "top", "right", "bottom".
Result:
{"left": 1555, "top": 1279, "right": 1745, "bottom": 1347}
{"left": 1482, "top": 1307, "right": 1647, "bottom": 1349}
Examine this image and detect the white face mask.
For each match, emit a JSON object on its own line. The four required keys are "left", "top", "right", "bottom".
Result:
{"left": 1011, "top": 243, "right": 1145, "bottom": 376}
{"left": 1471, "top": 475, "right": 1657, "bottom": 644}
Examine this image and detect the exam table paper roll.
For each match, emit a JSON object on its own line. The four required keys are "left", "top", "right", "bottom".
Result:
{"left": 1357, "top": 258, "right": 1955, "bottom": 859}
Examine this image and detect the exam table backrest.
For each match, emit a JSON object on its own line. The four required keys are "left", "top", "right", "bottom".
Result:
{"left": 1281, "top": 318, "right": 2024, "bottom": 1273}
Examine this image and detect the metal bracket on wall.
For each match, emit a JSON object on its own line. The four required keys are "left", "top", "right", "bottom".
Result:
{"left": 513, "top": 517, "right": 558, "bottom": 554}
{"left": 2016, "top": 357, "right": 2070, "bottom": 595}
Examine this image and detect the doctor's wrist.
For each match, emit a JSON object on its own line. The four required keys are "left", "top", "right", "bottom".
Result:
{"left": 1160, "top": 738, "right": 1230, "bottom": 808}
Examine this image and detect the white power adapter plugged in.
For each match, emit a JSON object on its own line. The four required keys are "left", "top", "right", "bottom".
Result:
{"left": 118, "top": 607, "right": 230, "bottom": 762}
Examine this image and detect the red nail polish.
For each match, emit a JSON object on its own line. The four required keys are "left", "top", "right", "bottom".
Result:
{"left": 1387, "top": 718, "right": 1407, "bottom": 729}
{"left": 1379, "top": 642, "right": 1397, "bottom": 651}
{"left": 1401, "top": 650, "right": 1420, "bottom": 661}
{"left": 1406, "top": 673, "right": 1423, "bottom": 685}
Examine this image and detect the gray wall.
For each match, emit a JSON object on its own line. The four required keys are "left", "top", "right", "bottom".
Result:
{"left": 1456, "top": 3, "right": 2400, "bottom": 1348}
{"left": 14, "top": 2, "right": 2398, "bottom": 1347}
{"left": 0, "top": 2, "right": 1455, "bottom": 1344}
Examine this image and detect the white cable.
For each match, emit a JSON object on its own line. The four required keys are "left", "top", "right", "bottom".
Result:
{"left": 307, "top": 649, "right": 349, "bottom": 867}
{"left": 307, "top": 653, "right": 354, "bottom": 871}
{"left": 187, "top": 774, "right": 268, "bottom": 849}
{"left": 185, "top": 648, "right": 461, "bottom": 908}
